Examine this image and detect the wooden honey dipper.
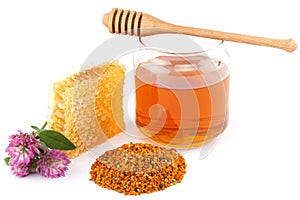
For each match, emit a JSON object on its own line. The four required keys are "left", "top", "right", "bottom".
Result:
{"left": 102, "top": 8, "right": 297, "bottom": 52}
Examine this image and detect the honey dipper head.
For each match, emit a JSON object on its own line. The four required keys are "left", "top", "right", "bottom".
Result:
{"left": 102, "top": 8, "right": 144, "bottom": 36}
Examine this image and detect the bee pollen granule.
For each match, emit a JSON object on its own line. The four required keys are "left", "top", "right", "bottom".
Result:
{"left": 90, "top": 142, "right": 187, "bottom": 195}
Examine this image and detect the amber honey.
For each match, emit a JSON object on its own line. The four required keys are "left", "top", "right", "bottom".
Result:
{"left": 135, "top": 55, "right": 229, "bottom": 148}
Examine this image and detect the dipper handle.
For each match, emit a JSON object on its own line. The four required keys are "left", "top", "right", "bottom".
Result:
{"left": 102, "top": 8, "right": 297, "bottom": 52}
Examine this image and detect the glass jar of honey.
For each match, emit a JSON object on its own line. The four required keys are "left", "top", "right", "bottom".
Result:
{"left": 134, "top": 34, "right": 230, "bottom": 148}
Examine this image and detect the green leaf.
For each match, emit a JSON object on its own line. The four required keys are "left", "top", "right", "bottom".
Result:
{"left": 31, "top": 126, "right": 40, "bottom": 131}
{"left": 38, "top": 130, "right": 76, "bottom": 150}
{"left": 4, "top": 157, "right": 10, "bottom": 166}
{"left": 31, "top": 122, "right": 47, "bottom": 133}
{"left": 41, "top": 122, "right": 47, "bottom": 130}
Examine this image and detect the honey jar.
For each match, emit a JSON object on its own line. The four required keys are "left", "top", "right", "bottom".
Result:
{"left": 135, "top": 34, "right": 230, "bottom": 148}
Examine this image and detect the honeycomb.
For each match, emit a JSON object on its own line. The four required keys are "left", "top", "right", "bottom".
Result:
{"left": 48, "top": 61, "right": 125, "bottom": 158}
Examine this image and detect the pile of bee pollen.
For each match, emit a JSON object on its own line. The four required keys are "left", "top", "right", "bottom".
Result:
{"left": 90, "top": 142, "right": 187, "bottom": 195}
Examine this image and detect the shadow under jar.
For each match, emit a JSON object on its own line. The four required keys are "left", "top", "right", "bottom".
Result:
{"left": 135, "top": 34, "right": 230, "bottom": 148}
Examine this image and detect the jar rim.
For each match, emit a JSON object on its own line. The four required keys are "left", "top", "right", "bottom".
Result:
{"left": 138, "top": 33, "right": 224, "bottom": 55}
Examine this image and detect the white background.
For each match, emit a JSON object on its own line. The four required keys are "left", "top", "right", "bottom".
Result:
{"left": 0, "top": 0, "right": 300, "bottom": 199}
